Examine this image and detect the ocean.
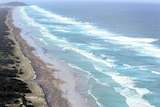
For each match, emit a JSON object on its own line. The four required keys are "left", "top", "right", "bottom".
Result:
{"left": 12, "top": 1, "right": 160, "bottom": 107}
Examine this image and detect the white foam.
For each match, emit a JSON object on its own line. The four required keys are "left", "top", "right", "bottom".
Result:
{"left": 151, "top": 71, "right": 160, "bottom": 75}
{"left": 80, "top": 23, "right": 113, "bottom": 37}
{"left": 107, "top": 72, "right": 154, "bottom": 107}
{"left": 94, "top": 65, "right": 103, "bottom": 72}
{"left": 72, "top": 48, "right": 115, "bottom": 68}
{"left": 18, "top": 7, "right": 66, "bottom": 44}
{"left": 27, "top": 6, "right": 160, "bottom": 59}
{"left": 30, "top": 5, "right": 160, "bottom": 59}
{"left": 54, "top": 26, "right": 70, "bottom": 33}
{"left": 100, "top": 54, "right": 106, "bottom": 58}
{"left": 123, "top": 64, "right": 133, "bottom": 68}
{"left": 18, "top": 7, "right": 52, "bottom": 36}
{"left": 80, "top": 43, "right": 106, "bottom": 50}
{"left": 120, "top": 88, "right": 155, "bottom": 107}
{"left": 137, "top": 66, "right": 147, "bottom": 71}
{"left": 82, "top": 23, "right": 160, "bottom": 59}
{"left": 108, "top": 36, "right": 157, "bottom": 44}
{"left": 89, "top": 46, "right": 105, "bottom": 50}
{"left": 93, "top": 63, "right": 154, "bottom": 107}
{"left": 31, "top": 5, "right": 79, "bottom": 25}
{"left": 78, "top": 19, "right": 160, "bottom": 59}
{"left": 38, "top": 38, "right": 48, "bottom": 46}
{"left": 106, "top": 36, "right": 160, "bottom": 58}
{"left": 88, "top": 89, "right": 104, "bottom": 107}
{"left": 122, "top": 64, "right": 147, "bottom": 71}
{"left": 68, "top": 63, "right": 91, "bottom": 76}
{"left": 69, "top": 64, "right": 110, "bottom": 87}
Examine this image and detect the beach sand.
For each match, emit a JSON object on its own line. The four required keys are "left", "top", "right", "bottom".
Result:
{"left": 6, "top": 8, "right": 47, "bottom": 107}
{"left": 8, "top": 8, "right": 70, "bottom": 107}
{"left": 9, "top": 6, "right": 98, "bottom": 107}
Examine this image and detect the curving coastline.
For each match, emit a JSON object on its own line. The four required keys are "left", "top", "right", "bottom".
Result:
{"left": 4, "top": 2, "right": 100, "bottom": 106}
{"left": 11, "top": 6, "right": 97, "bottom": 107}
{"left": 9, "top": 7, "right": 70, "bottom": 107}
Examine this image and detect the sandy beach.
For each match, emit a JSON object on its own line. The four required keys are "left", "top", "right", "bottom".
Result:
{"left": 8, "top": 6, "right": 95, "bottom": 107}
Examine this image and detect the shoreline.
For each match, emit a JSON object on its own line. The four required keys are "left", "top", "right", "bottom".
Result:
{"left": 7, "top": 8, "right": 47, "bottom": 106}
{"left": 10, "top": 7, "right": 70, "bottom": 107}
{"left": 10, "top": 6, "right": 99, "bottom": 107}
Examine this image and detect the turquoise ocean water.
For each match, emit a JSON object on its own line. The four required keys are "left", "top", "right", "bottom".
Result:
{"left": 13, "top": 2, "right": 160, "bottom": 107}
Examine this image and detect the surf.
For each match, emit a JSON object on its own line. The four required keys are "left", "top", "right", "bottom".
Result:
{"left": 12, "top": 5, "right": 160, "bottom": 107}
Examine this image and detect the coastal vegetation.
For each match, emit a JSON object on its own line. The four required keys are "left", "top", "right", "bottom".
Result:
{"left": 0, "top": 8, "right": 33, "bottom": 107}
